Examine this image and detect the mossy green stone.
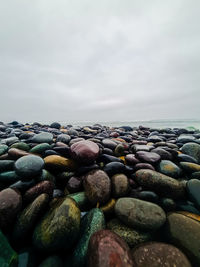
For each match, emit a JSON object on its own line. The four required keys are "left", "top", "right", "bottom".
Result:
{"left": 107, "top": 218, "right": 152, "bottom": 248}
{"left": 0, "top": 171, "right": 20, "bottom": 184}
{"left": 37, "top": 169, "right": 55, "bottom": 184}
{"left": 0, "top": 230, "right": 18, "bottom": 267}
{"left": 38, "top": 255, "right": 63, "bottom": 267}
{"left": 12, "top": 193, "right": 49, "bottom": 241}
{"left": 10, "top": 142, "right": 30, "bottom": 151}
{"left": 66, "top": 208, "right": 105, "bottom": 267}
{"left": 158, "top": 160, "right": 181, "bottom": 178}
{"left": 30, "top": 143, "right": 52, "bottom": 155}
{"left": 33, "top": 197, "right": 80, "bottom": 252}
{"left": 0, "top": 144, "right": 8, "bottom": 156}
{"left": 68, "top": 191, "right": 91, "bottom": 211}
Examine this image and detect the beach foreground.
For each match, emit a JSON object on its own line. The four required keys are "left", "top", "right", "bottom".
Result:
{"left": 0, "top": 121, "right": 200, "bottom": 266}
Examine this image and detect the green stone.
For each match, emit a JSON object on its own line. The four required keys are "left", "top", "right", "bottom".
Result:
{"left": 10, "top": 142, "right": 30, "bottom": 151}
{"left": 37, "top": 169, "right": 55, "bottom": 184}
{"left": 12, "top": 193, "right": 49, "bottom": 242}
{"left": 65, "top": 208, "right": 105, "bottom": 267}
{"left": 30, "top": 143, "right": 52, "bottom": 155}
{"left": 33, "top": 197, "right": 80, "bottom": 252}
{"left": 0, "top": 171, "right": 20, "bottom": 184}
{"left": 68, "top": 191, "right": 91, "bottom": 211}
{"left": 107, "top": 218, "right": 152, "bottom": 248}
{"left": 181, "top": 142, "right": 200, "bottom": 164}
{"left": 0, "top": 144, "right": 8, "bottom": 156}
{"left": 180, "top": 162, "right": 200, "bottom": 173}
{"left": 0, "top": 230, "right": 18, "bottom": 267}
{"left": 0, "top": 160, "right": 15, "bottom": 172}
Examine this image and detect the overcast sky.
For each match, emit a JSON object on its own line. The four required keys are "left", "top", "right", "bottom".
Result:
{"left": 0, "top": 0, "right": 200, "bottom": 124}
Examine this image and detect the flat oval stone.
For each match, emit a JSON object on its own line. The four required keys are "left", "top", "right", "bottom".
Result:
{"left": 107, "top": 218, "right": 152, "bottom": 248}
{"left": 87, "top": 229, "right": 134, "bottom": 267}
{"left": 66, "top": 208, "right": 105, "bottom": 267}
{"left": 30, "top": 143, "right": 52, "bottom": 155}
{"left": 135, "top": 163, "right": 155, "bottom": 171}
{"left": 56, "top": 134, "right": 71, "bottom": 144}
{"left": 70, "top": 140, "right": 99, "bottom": 164}
{"left": 186, "top": 179, "right": 200, "bottom": 209}
{"left": 111, "top": 173, "right": 129, "bottom": 197}
{"left": 31, "top": 132, "right": 53, "bottom": 143}
{"left": 115, "top": 198, "right": 166, "bottom": 231}
{"left": 102, "top": 139, "right": 118, "bottom": 150}
{"left": 12, "top": 193, "right": 49, "bottom": 241}
{"left": 135, "top": 169, "right": 185, "bottom": 199}
{"left": 125, "top": 154, "right": 140, "bottom": 165}
{"left": 180, "top": 162, "right": 200, "bottom": 173}
{"left": 103, "top": 162, "right": 125, "bottom": 176}
{"left": 8, "top": 148, "right": 30, "bottom": 159}
{"left": 0, "top": 144, "right": 8, "bottom": 156}
{"left": 181, "top": 142, "right": 200, "bottom": 164}
{"left": 157, "top": 160, "right": 181, "bottom": 178}
{"left": 177, "top": 153, "right": 198, "bottom": 163}
{"left": 0, "top": 171, "right": 20, "bottom": 184}
{"left": 10, "top": 142, "right": 30, "bottom": 151}
{"left": 151, "top": 147, "right": 172, "bottom": 160}
{"left": 44, "top": 155, "right": 76, "bottom": 171}
{"left": 83, "top": 170, "right": 111, "bottom": 204}
{"left": 131, "top": 242, "right": 191, "bottom": 267}
{"left": 33, "top": 197, "right": 80, "bottom": 252}
{"left": 0, "top": 160, "right": 14, "bottom": 172}
{"left": 15, "top": 155, "right": 44, "bottom": 180}
{"left": 0, "top": 188, "right": 22, "bottom": 229}
{"left": 136, "top": 151, "right": 161, "bottom": 164}
{"left": 165, "top": 212, "right": 200, "bottom": 266}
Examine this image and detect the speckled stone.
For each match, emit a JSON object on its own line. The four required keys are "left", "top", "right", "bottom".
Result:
{"left": 165, "top": 212, "right": 200, "bottom": 266}
{"left": 83, "top": 169, "right": 111, "bottom": 205}
{"left": 12, "top": 193, "right": 49, "bottom": 241}
{"left": 23, "top": 181, "right": 54, "bottom": 203}
{"left": 135, "top": 169, "right": 185, "bottom": 199}
{"left": 111, "top": 173, "right": 129, "bottom": 197}
{"left": 66, "top": 208, "right": 105, "bottom": 267}
{"left": 131, "top": 242, "right": 191, "bottom": 267}
{"left": 115, "top": 198, "right": 166, "bottom": 231}
{"left": 33, "top": 197, "right": 80, "bottom": 252}
{"left": 87, "top": 229, "right": 134, "bottom": 267}
{"left": 107, "top": 218, "right": 152, "bottom": 248}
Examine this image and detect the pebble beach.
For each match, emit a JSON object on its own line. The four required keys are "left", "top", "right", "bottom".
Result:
{"left": 0, "top": 121, "right": 200, "bottom": 266}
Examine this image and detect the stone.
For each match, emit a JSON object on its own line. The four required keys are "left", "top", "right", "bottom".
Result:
{"left": 56, "top": 134, "right": 71, "bottom": 144}
{"left": 111, "top": 173, "right": 129, "bottom": 197}
{"left": 15, "top": 155, "right": 44, "bottom": 180}
{"left": 136, "top": 151, "right": 161, "bottom": 164}
{"left": 44, "top": 155, "right": 76, "bottom": 171}
{"left": 87, "top": 229, "right": 134, "bottom": 267}
{"left": 115, "top": 197, "right": 166, "bottom": 231}
{"left": 30, "top": 143, "right": 52, "bottom": 155}
{"left": 33, "top": 197, "right": 80, "bottom": 252}
{"left": 10, "top": 142, "right": 30, "bottom": 151}
{"left": 103, "top": 162, "right": 125, "bottom": 176}
{"left": 50, "top": 122, "right": 61, "bottom": 129}
{"left": 12, "top": 193, "right": 49, "bottom": 241}
{"left": 135, "top": 169, "right": 185, "bottom": 199}
{"left": 83, "top": 170, "right": 111, "bottom": 205}
{"left": 32, "top": 132, "right": 53, "bottom": 143}
{"left": 151, "top": 147, "right": 172, "bottom": 160}
{"left": 186, "top": 179, "right": 200, "bottom": 209}
{"left": 66, "top": 176, "right": 82, "bottom": 193}
{"left": 0, "top": 188, "right": 22, "bottom": 229}
{"left": 125, "top": 154, "right": 140, "bottom": 165}
{"left": 0, "top": 144, "right": 8, "bottom": 156}
{"left": 134, "top": 163, "right": 155, "bottom": 171}
{"left": 102, "top": 139, "right": 118, "bottom": 150}
{"left": 8, "top": 148, "right": 30, "bottom": 159}
{"left": 180, "top": 162, "right": 200, "bottom": 173}
{"left": 131, "top": 242, "right": 191, "bottom": 267}
{"left": 66, "top": 208, "right": 105, "bottom": 267}
{"left": 38, "top": 255, "right": 63, "bottom": 267}
{"left": 107, "top": 218, "right": 152, "bottom": 248}
{"left": 181, "top": 142, "right": 200, "bottom": 164}
{"left": 165, "top": 212, "right": 200, "bottom": 266}
{"left": 137, "top": 191, "right": 159, "bottom": 203}
{"left": 0, "top": 171, "right": 20, "bottom": 185}
{"left": 23, "top": 181, "right": 54, "bottom": 203}
{"left": 157, "top": 160, "right": 181, "bottom": 178}
{"left": 177, "top": 153, "right": 198, "bottom": 163}
{"left": 178, "top": 134, "right": 196, "bottom": 143}
{"left": 0, "top": 160, "right": 14, "bottom": 172}
{"left": 100, "top": 198, "right": 116, "bottom": 215}
{"left": 0, "top": 230, "right": 18, "bottom": 267}
{"left": 68, "top": 192, "right": 91, "bottom": 211}
{"left": 70, "top": 140, "right": 99, "bottom": 164}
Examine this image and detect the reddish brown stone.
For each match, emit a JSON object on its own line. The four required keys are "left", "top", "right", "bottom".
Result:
{"left": 83, "top": 170, "right": 111, "bottom": 204}
{"left": 87, "top": 229, "right": 134, "bottom": 267}
{"left": 71, "top": 140, "right": 99, "bottom": 164}
{"left": 125, "top": 154, "right": 140, "bottom": 166}
{"left": 134, "top": 163, "right": 155, "bottom": 171}
{"left": 0, "top": 188, "right": 22, "bottom": 229}
{"left": 136, "top": 151, "right": 161, "bottom": 164}
{"left": 24, "top": 181, "right": 54, "bottom": 203}
{"left": 8, "top": 148, "right": 30, "bottom": 159}
{"left": 131, "top": 242, "right": 191, "bottom": 267}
